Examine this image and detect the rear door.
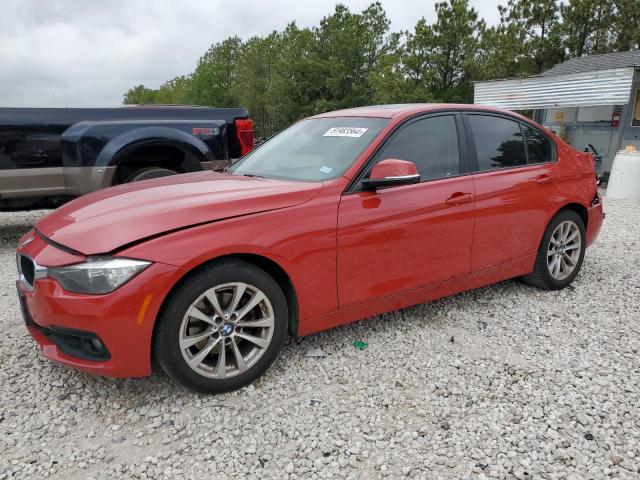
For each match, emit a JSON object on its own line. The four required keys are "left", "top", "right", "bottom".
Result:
{"left": 337, "top": 113, "right": 476, "bottom": 307}
{"left": 464, "top": 112, "right": 558, "bottom": 271}
{"left": 0, "top": 126, "right": 65, "bottom": 199}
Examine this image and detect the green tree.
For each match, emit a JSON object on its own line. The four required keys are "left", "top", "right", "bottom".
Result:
{"left": 561, "top": 0, "right": 614, "bottom": 57}
{"left": 234, "top": 33, "right": 284, "bottom": 137}
{"left": 427, "top": 0, "right": 485, "bottom": 101}
{"left": 311, "top": 3, "right": 397, "bottom": 111}
{"left": 478, "top": 20, "right": 529, "bottom": 80}
{"left": 612, "top": 0, "right": 640, "bottom": 51}
{"left": 399, "top": 20, "right": 439, "bottom": 101}
{"left": 380, "top": 0, "right": 483, "bottom": 102}
{"left": 186, "top": 36, "right": 243, "bottom": 107}
{"left": 499, "top": 0, "right": 564, "bottom": 73}
{"left": 123, "top": 84, "right": 157, "bottom": 104}
{"left": 369, "top": 32, "right": 418, "bottom": 103}
{"left": 155, "top": 75, "right": 192, "bottom": 104}
{"left": 122, "top": 0, "right": 639, "bottom": 131}
{"left": 265, "top": 23, "right": 321, "bottom": 131}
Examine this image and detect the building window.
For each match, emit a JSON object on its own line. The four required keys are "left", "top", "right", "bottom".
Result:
{"left": 633, "top": 88, "right": 640, "bottom": 127}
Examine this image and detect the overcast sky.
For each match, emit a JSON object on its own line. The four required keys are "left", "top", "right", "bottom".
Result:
{"left": 0, "top": 0, "right": 501, "bottom": 108}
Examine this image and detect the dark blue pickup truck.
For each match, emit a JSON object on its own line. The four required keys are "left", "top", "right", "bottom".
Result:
{"left": 0, "top": 105, "right": 254, "bottom": 209}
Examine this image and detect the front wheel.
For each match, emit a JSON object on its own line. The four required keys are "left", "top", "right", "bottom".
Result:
{"left": 523, "top": 210, "right": 586, "bottom": 290}
{"left": 153, "top": 259, "right": 288, "bottom": 393}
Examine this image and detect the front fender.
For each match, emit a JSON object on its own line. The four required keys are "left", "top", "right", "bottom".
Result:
{"left": 117, "top": 193, "right": 340, "bottom": 324}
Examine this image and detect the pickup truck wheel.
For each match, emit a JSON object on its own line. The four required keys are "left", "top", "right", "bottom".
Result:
{"left": 127, "top": 167, "right": 177, "bottom": 183}
{"left": 522, "top": 210, "right": 586, "bottom": 290}
{"left": 153, "top": 259, "right": 288, "bottom": 394}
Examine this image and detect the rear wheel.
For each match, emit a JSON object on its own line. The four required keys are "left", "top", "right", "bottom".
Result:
{"left": 127, "top": 167, "right": 177, "bottom": 183}
{"left": 523, "top": 210, "right": 586, "bottom": 290}
{"left": 153, "top": 259, "right": 288, "bottom": 393}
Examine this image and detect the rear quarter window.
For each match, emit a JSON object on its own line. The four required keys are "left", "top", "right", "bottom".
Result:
{"left": 522, "top": 125, "right": 553, "bottom": 164}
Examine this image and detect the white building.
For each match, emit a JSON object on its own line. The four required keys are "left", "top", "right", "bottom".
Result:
{"left": 474, "top": 50, "right": 640, "bottom": 173}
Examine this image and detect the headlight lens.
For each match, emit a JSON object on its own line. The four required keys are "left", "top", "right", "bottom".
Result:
{"left": 47, "top": 257, "right": 151, "bottom": 294}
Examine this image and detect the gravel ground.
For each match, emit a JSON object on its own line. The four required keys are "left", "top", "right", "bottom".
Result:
{"left": 0, "top": 199, "right": 639, "bottom": 480}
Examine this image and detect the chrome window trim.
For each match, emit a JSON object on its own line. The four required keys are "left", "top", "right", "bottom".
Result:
{"left": 383, "top": 174, "right": 421, "bottom": 181}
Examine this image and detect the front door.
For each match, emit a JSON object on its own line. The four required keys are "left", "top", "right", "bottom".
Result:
{"left": 337, "top": 114, "right": 476, "bottom": 307}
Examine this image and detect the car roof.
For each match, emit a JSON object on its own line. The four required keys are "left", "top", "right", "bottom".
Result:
{"left": 309, "top": 103, "right": 511, "bottom": 119}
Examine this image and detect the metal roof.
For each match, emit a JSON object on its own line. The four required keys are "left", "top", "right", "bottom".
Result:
{"left": 541, "top": 50, "right": 640, "bottom": 76}
{"left": 474, "top": 67, "right": 636, "bottom": 110}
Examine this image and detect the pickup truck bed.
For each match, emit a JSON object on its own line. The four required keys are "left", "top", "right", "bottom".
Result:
{"left": 0, "top": 105, "right": 253, "bottom": 209}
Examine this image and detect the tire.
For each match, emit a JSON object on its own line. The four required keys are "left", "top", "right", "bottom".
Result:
{"left": 522, "top": 209, "right": 586, "bottom": 290}
{"left": 153, "top": 259, "right": 288, "bottom": 394}
{"left": 127, "top": 167, "right": 177, "bottom": 183}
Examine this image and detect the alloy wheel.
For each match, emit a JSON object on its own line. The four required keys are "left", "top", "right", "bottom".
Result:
{"left": 546, "top": 220, "right": 581, "bottom": 281}
{"left": 179, "top": 282, "right": 274, "bottom": 379}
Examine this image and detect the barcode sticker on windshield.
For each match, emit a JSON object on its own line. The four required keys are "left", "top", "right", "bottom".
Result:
{"left": 323, "top": 127, "right": 368, "bottom": 138}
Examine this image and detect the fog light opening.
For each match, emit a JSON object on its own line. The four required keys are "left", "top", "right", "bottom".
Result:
{"left": 42, "top": 326, "right": 111, "bottom": 362}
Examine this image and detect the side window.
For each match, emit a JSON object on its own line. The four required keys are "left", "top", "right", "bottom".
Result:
{"left": 372, "top": 115, "right": 460, "bottom": 181}
{"left": 468, "top": 115, "right": 526, "bottom": 171}
{"left": 522, "top": 125, "right": 552, "bottom": 164}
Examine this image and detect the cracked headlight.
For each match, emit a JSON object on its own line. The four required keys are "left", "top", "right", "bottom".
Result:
{"left": 47, "top": 257, "right": 151, "bottom": 294}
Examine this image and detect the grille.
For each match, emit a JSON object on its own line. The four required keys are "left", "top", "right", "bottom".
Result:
{"left": 19, "top": 254, "right": 35, "bottom": 289}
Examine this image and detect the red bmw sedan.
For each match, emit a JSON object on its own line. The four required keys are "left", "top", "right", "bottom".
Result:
{"left": 16, "top": 104, "right": 603, "bottom": 393}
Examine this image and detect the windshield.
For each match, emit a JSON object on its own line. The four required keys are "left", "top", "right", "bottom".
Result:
{"left": 229, "top": 117, "right": 389, "bottom": 181}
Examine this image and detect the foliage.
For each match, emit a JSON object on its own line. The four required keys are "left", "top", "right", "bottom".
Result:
{"left": 561, "top": 0, "right": 615, "bottom": 56}
{"left": 498, "top": 0, "right": 565, "bottom": 73}
{"left": 422, "top": 0, "right": 484, "bottom": 101}
{"left": 186, "top": 36, "right": 243, "bottom": 107}
{"left": 123, "top": 84, "right": 158, "bottom": 104}
{"left": 123, "top": 0, "right": 639, "bottom": 136}
{"left": 612, "top": 0, "right": 640, "bottom": 52}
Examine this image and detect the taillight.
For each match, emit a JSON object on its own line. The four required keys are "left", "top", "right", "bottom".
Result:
{"left": 234, "top": 118, "right": 254, "bottom": 156}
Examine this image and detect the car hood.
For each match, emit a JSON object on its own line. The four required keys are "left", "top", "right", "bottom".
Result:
{"left": 36, "top": 172, "right": 322, "bottom": 255}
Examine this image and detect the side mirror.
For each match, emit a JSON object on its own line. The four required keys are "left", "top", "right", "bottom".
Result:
{"left": 362, "top": 159, "right": 420, "bottom": 189}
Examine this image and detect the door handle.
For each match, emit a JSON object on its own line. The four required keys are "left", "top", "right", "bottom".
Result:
{"left": 445, "top": 192, "right": 474, "bottom": 206}
{"left": 535, "top": 174, "right": 553, "bottom": 184}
